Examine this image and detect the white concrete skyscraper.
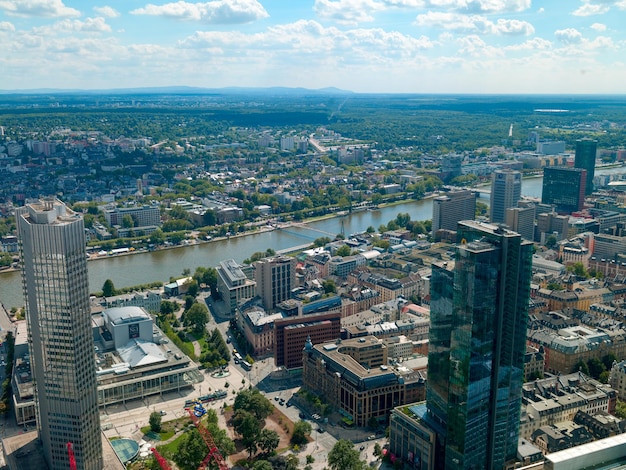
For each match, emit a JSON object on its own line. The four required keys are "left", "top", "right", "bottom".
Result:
{"left": 490, "top": 169, "right": 521, "bottom": 224}
{"left": 17, "top": 199, "right": 102, "bottom": 470}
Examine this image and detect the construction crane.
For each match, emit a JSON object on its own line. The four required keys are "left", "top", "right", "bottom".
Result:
{"left": 187, "top": 407, "right": 229, "bottom": 470}
{"left": 151, "top": 447, "right": 173, "bottom": 470}
{"left": 67, "top": 442, "right": 77, "bottom": 470}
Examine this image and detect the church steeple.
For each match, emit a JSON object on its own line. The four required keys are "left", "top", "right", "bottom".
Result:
{"left": 303, "top": 335, "right": 313, "bottom": 351}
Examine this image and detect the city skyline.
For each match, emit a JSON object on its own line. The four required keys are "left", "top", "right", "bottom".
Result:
{"left": 1, "top": 0, "right": 626, "bottom": 94}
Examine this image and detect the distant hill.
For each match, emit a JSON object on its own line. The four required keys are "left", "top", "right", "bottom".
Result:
{"left": 0, "top": 85, "right": 353, "bottom": 96}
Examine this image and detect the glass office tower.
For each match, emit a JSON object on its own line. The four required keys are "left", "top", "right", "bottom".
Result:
{"left": 17, "top": 199, "right": 103, "bottom": 470}
{"left": 427, "top": 221, "right": 533, "bottom": 469}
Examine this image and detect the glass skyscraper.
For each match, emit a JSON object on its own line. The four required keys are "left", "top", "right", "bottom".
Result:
{"left": 17, "top": 199, "right": 103, "bottom": 470}
{"left": 575, "top": 139, "right": 597, "bottom": 195}
{"left": 427, "top": 220, "right": 533, "bottom": 469}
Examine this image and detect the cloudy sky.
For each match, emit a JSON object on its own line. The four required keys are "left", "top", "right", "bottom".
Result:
{"left": 1, "top": 0, "right": 625, "bottom": 93}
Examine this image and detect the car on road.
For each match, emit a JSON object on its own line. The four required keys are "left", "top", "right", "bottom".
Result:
{"left": 274, "top": 396, "right": 280, "bottom": 401}
{"left": 359, "top": 446, "right": 365, "bottom": 451}
{"left": 317, "top": 427, "right": 325, "bottom": 433}
{"left": 160, "top": 410, "right": 167, "bottom": 416}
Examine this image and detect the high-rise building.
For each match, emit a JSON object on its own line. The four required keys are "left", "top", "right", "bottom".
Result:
{"left": 432, "top": 190, "right": 476, "bottom": 234}
{"left": 16, "top": 199, "right": 102, "bottom": 470}
{"left": 490, "top": 169, "right": 521, "bottom": 224}
{"left": 505, "top": 204, "right": 535, "bottom": 242}
{"left": 575, "top": 139, "right": 598, "bottom": 195}
{"left": 254, "top": 255, "right": 296, "bottom": 311}
{"left": 427, "top": 221, "right": 533, "bottom": 469}
{"left": 542, "top": 167, "right": 587, "bottom": 213}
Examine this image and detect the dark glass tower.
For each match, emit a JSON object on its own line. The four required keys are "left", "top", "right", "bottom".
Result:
{"left": 541, "top": 167, "right": 586, "bottom": 213}
{"left": 427, "top": 221, "right": 533, "bottom": 470}
{"left": 575, "top": 139, "right": 597, "bottom": 195}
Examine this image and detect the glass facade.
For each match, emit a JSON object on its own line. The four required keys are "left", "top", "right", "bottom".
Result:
{"left": 428, "top": 221, "right": 532, "bottom": 470}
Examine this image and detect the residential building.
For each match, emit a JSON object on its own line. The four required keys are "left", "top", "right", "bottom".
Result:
{"left": 575, "top": 139, "right": 598, "bottom": 195}
{"left": 255, "top": 256, "right": 296, "bottom": 311}
{"left": 431, "top": 190, "right": 476, "bottom": 234}
{"left": 16, "top": 199, "right": 103, "bottom": 470}
{"left": 102, "top": 290, "right": 162, "bottom": 313}
{"left": 237, "top": 308, "right": 283, "bottom": 357}
{"left": 542, "top": 167, "right": 587, "bottom": 213}
{"left": 490, "top": 169, "right": 521, "bottom": 224}
{"left": 425, "top": 220, "right": 533, "bottom": 469}
{"left": 217, "top": 259, "right": 257, "bottom": 316}
{"left": 302, "top": 336, "right": 426, "bottom": 427}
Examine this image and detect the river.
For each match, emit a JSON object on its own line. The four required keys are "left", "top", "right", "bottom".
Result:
{"left": 0, "top": 166, "right": 623, "bottom": 309}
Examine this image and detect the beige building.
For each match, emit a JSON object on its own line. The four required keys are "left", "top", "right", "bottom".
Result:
{"left": 302, "top": 336, "right": 426, "bottom": 427}
{"left": 217, "top": 258, "right": 256, "bottom": 316}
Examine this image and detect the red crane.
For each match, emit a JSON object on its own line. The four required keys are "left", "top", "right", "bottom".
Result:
{"left": 151, "top": 447, "right": 173, "bottom": 470}
{"left": 67, "top": 442, "right": 77, "bottom": 470}
{"left": 187, "top": 408, "right": 229, "bottom": 470}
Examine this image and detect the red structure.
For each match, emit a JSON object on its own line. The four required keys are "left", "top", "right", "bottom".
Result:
{"left": 151, "top": 448, "right": 173, "bottom": 470}
{"left": 66, "top": 442, "right": 77, "bottom": 470}
{"left": 187, "top": 408, "right": 229, "bottom": 470}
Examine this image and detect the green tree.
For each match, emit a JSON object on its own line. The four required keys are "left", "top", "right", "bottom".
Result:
{"left": 335, "top": 245, "right": 351, "bottom": 257}
{"left": 160, "top": 300, "right": 179, "bottom": 316}
{"left": 233, "top": 388, "right": 273, "bottom": 421}
{"left": 291, "top": 420, "right": 312, "bottom": 446}
{"left": 615, "top": 400, "right": 626, "bottom": 419}
{"left": 185, "top": 302, "right": 209, "bottom": 333}
{"left": 573, "top": 360, "right": 590, "bottom": 375}
{"left": 122, "top": 214, "right": 134, "bottom": 228}
{"left": 322, "top": 279, "right": 337, "bottom": 294}
{"left": 587, "top": 358, "right": 607, "bottom": 379}
{"left": 602, "top": 353, "right": 617, "bottom": 370}
{"left": 328, "top": 439, "right": 366, "bottom": 470}
{"left": 252, "top": 461, "right": 274, "bottom": 470}
{"left": 102, "top": 279, "right": 116, "bottom": 297}
{"left": 149, "top": 411, "right": 162, "bottom": 432}
{"left": 545, "top": 234, "right": 558, "bottom": 249}
{"left": 187, "top": 280, "right": 199, "bottom": 298}
{"left": 373, "top": 443, "right": 382, "bottom": 458}
{"left": 175, "top": 428, "right": 209, "bottom": 470}
{"left": 257, "top": 428, "right": 280, "bottom": 455}
{"left": 366, "top": 226, "right": 375, "bottom": 233}
{"left": 233, "top": 410, "right": 261, "bottom": 457}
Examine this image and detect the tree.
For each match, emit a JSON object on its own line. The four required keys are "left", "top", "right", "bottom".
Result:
{"left": 175, "top": 428, "right": 209, "bottom": 470}
{"left": 186, "top": 302, "right": 209, "bottom": 333}
{"left": 322, "top": 279, "right": 337, "bottom": 294}
{"left": 335, "top": 245, "right": 351, "bottom": 257}
{"left": 545, "top": 234, "right": 558, "bottom": 249}
{"left": 232, "top": 410, "right": 261, "bottom": 457}
{"left": 233, "top": 388, "right": 273, "bottom": 421}
{"left": 252, "top": 461, "right": 274, "bottom": 470}
{"left": 573, "top": 360, "right": 589, "bottom": 375}
{"left": 328, "top": 439, "right": 366, "bottom": 470}
{"left": 187, "top": 280, "right": 199, "bottom": 298}
{"left": 122, "top": 214, "right": 134, "bottom": 228}
{"left": 291, "top": 420, "right": 312, "bottom": 446}
{"left": 149, "top": 411, "right": 162, "bottom": 433}
{"left": 102, "top": 279, "right": 116, "bottom": 297}
{"left": 587, "top": 358, "right": 606, "bottom": 379}
{"left": 160, "top": 300, "right": 179, "bottom": 316}
{"left": 257, "top": 428, "right": 280, "bottom": 455}
{"left": 373, "top": 443, "right": 382, "bottom": 458}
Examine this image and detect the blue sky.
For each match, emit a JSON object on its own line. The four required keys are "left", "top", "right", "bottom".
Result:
{"left": 1, "top": 0, "right": 625, "bottom": 93}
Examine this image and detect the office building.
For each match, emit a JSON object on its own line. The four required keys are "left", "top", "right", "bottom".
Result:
{"left": 542, "top": 167, "right": 587, "bottom": 213}
{"left": 505, "top": 203, "right": 535, "bottom": 241}
{"left": 575, "top": 139, "right": 598, "bottom": 195}
{"left": 427, "top": 221, "right": 533, "bottom": 469}
{"left": 104, "top": 204, "right": 161, "bottom": 228}
{"left": 255, "top": 256, "right": 296, "bottom": 311}
{"left": 217, "top": 259, "right": 257, "bottom": 316}
{"left": 16, "top": 199, "right": 103, "bottom": 470}
{"left": 490, "top": 169, "right": 522, "bottom": 224}
{"left": 302, "top": 336, "right": 426, "bottom": 427}
{"left": 274, "top": 311, "right": 341, "bottom": 369}
{"left": 431, "top": 190, "right": 476, "bottom": 234}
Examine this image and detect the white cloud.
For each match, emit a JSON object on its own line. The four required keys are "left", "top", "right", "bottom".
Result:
{"left": 555, "top": 28, "right": 583, "bottom": 44}
{"left": 415, "top": 11, "right": 533, "bottom": 35}
{"left": 314, "top": 0, "right": 384, "bottom": 24}
{"left": 131, "top": 0, "right": 269, "bottom": 23}
{"left": 457, "top": 34, "right": 503, "bottom": 58}
{"left": 407, "top": 0, "right": 531, "bottom": 13}
{"left": 0, "top": 0, "right": 80, "bottom": 18}
{"left": 504, "top": 37, "right": 552, "bottom": 51}
{"left": 590, "top": 22, "right": 606, "bottom": 31}
{"left": 93, "top": 6, "right": 120, "bottom": 18}
{"left": 0, "top": 21, "right": 16, "bottom": 31}
{"left": 572, "top": 3, "right": 610, "bottom": 16}
{"left": 53, "top": 17, "right": 112, "bottom": 33}
{"left": 179, "top": 19, "right": 433, "bottom": 61}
